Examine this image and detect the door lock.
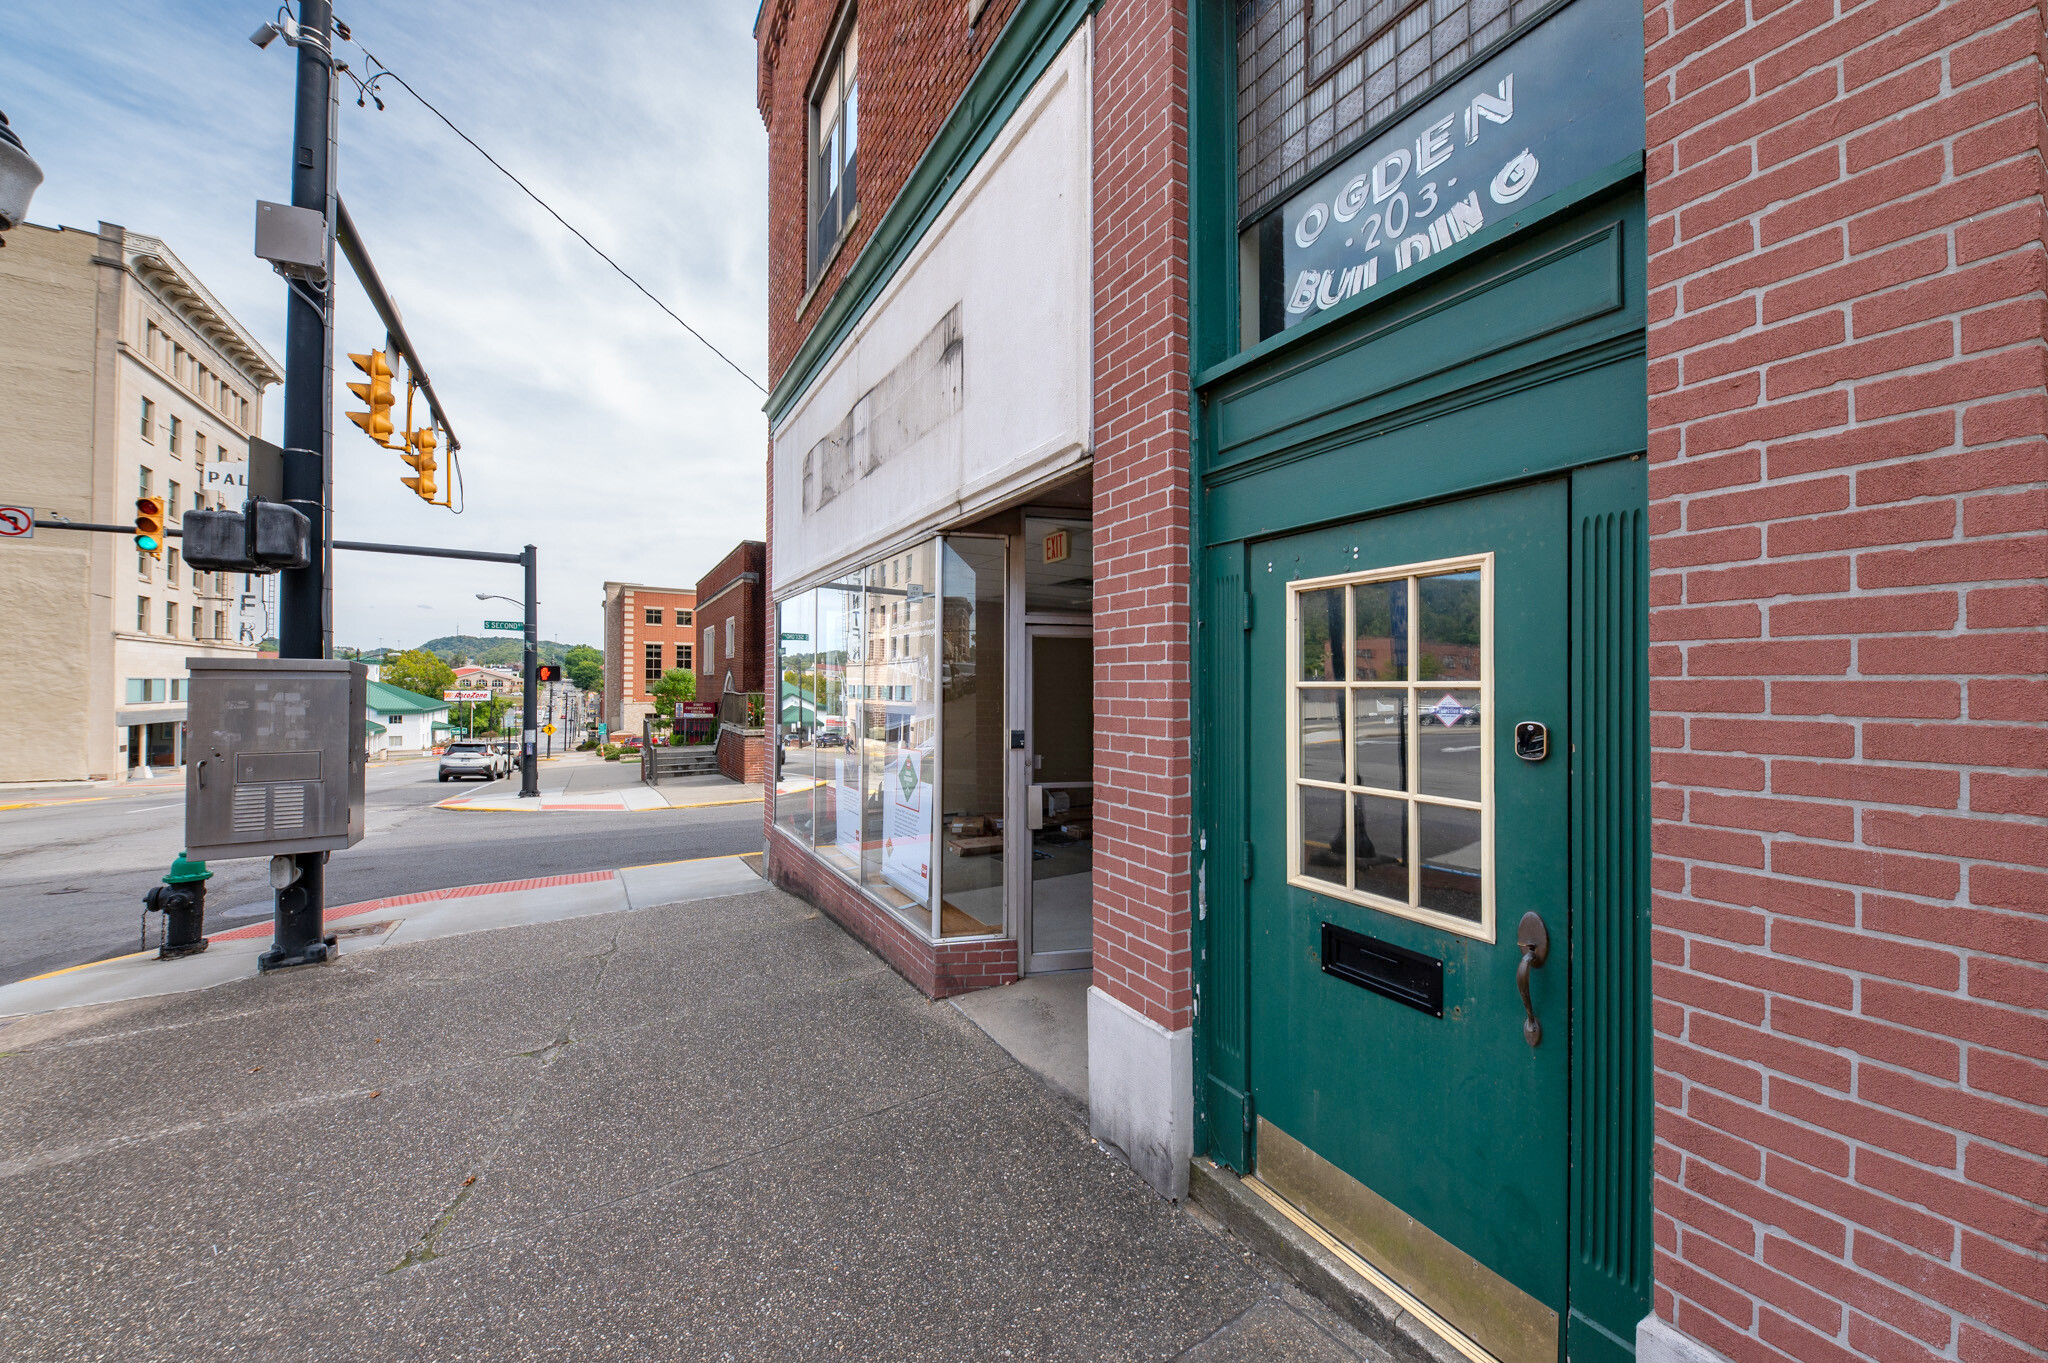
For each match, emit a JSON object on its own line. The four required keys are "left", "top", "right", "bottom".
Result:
{"left": 1515, "top": 911, "right": 1550, "bottom": 1047}
{"left": 1514, "top": 721, "right": 1548, "bottom": 762}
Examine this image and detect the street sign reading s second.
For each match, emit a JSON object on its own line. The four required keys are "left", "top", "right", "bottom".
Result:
{"left": 484, "top": 620, "right": 522, "bottom": 632}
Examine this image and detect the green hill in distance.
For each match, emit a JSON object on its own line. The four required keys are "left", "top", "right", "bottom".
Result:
{"left": 331, "top": 636, "right": 597, "bottom": 668}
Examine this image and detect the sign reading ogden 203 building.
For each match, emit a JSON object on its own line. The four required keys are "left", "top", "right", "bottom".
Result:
{"left": 1261, "top": 0, "right": 1644, "bottom": 334}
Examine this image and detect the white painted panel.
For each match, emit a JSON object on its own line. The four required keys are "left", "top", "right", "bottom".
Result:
{"left": 772, "top": 24, "right": 1093, "bottom": 594}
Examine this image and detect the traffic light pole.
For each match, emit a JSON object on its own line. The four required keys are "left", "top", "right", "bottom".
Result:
{"left": 264, "top": 0, "right": 339, "bottom": 973}
{"left": 521, "top": 545, "right": 539, "bottom": 798}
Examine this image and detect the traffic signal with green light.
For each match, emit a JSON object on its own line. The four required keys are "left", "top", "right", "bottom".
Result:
{"left": 400, "top": 424, "right": 439, "bottom": 503}
{"left": 134, "top": 495, "right": 166, "bottom": 557}
{"left": 345, "top": 350, "right": 397, "bottom": 447}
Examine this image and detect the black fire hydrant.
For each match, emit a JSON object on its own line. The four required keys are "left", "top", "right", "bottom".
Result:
{"left": 142, "top": 852, "right": 213, "bottom": 959}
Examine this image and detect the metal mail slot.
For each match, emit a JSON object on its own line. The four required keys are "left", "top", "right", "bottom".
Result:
{"left": 185, "top": 658, "right": 366, "bottom": 860}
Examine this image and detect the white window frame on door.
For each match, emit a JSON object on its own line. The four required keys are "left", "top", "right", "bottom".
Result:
{"left": 1284, "top": 553, "right": 1497, "bottom": 943}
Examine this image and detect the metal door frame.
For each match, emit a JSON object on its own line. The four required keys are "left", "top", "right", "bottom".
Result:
{"left": 1015, "top": 621, "right": 1094, "bottom": 974}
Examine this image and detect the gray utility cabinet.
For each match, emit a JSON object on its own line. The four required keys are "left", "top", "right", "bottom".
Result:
{"left": 185, "top": 658, "right": 367, "bottom": 860}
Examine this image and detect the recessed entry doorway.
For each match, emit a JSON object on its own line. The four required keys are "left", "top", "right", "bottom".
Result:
{"left": 1022, "top": 625, "right": 1093, "bottom": 973}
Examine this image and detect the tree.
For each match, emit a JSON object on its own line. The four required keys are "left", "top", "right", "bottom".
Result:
{"left": 650, "top": 668, "right": 697, "bottom": 718}
{"left": 565, "top": 644, "right": 603, "bottom": 692}
{"left": 382, "top": 648, "right": 457, "bottom": 701}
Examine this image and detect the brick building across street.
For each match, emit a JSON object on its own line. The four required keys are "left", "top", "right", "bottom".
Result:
{"left": 753, "top": 3, "right": 2046, "bottom": 1362}
{"left": 599, "top": 580, "right": 695, "bottom": 739}
{"left": 695, "top": 540, "right": 768, "bottom": 782}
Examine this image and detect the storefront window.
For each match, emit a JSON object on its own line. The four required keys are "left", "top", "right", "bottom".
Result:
{"left": 776, "top": 591, "right": 817, "bottom": 842}
{"left": 939, "top": 537, "right": 1006, "bottom": 936}
{"left": 815, "top": 574, "right": 860, "bottom": 878}
{"left": 861, "top": 544, "right": 939, "bottom": 935}
{"left": 775, "top": 535, "right": 1007, "bottom": 943}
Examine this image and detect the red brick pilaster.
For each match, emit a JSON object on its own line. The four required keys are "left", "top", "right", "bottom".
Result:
{"left": 1090, "top": 0, "right": 1195, "bottom": 1033}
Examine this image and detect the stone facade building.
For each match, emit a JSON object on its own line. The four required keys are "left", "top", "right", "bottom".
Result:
{"left": 0, "top": 221, "right": 279, "bottom": 783}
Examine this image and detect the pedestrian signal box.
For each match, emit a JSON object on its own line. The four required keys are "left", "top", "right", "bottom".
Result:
{"left": 184, "top": 658, "right": 367, "bottom": 861}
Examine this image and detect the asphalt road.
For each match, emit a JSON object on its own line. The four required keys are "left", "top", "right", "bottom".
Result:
{"left": 0, "top": 758, "right": 767, "bottom": 986}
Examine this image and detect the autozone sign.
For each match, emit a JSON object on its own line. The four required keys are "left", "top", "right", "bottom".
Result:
{"left": 443, "top": 690, "right": 493, "bottom": 702}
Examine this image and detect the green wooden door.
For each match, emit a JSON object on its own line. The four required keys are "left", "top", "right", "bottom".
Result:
{"left": 1245, "top": 479, "right": 1571, "bottom": 1363}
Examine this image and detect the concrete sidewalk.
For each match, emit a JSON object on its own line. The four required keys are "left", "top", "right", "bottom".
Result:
{"left": 436, "top": 754, "right": 766, "bottom": 813}
{"left": 0, "top": 877, "right": 1387, "bottom": 1362}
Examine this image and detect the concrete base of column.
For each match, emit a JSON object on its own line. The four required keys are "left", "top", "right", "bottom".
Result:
{"left": 1086, "top": 984, "right": 1192, "bottom": 1200}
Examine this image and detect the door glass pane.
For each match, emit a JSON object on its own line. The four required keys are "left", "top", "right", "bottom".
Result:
{"left": 1351, "top": 689, "right": 1407, "bottom": 792}
{"left": 865, "top": 543, "right": 938, "bottom": 932}
{"left": 1299, "top": 587, "right": 1345, "bottom": 681}
{"left": 1030, "top": 633, "right": 1093, "bottom": 955}
{"left": 1417, "top": 571, "right": 1481, "bottom": 682}
{"left": 1352, "top": 793, "right": 1408, "bottom": 902}
{"left": 1299, "top": 688, "right": 1345, "bottom": 784}
{"left": 1417, "top": 692, "right": 1483, "bottom": 802}
{"left": 1352, "top": 579, "right": 1408, "bottom": 680}
{"left": 775, "top": 592, "right": 817, "bottom": 842}
{"left": 939, "top": 537, "right": 1005, "bottom": 937}
{"left": 1418, "top": 803, "right": 1483, "bottom": 922}
{"left": 814, "top": 575, "right": 859, "bottom": 875}
{"left": 1300, "top": 785, "right": 1346, "bottom": 885}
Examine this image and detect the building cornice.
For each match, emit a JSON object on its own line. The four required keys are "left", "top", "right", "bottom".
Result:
{"left": 122, "top": 233, "right": 284, "bottom": 388}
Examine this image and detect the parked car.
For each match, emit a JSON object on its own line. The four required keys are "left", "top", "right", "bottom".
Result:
{"left": 814, "top": 729, "right": 847, "bottom": 749}
{"left": 439, "top": 741, "right": 506, "bottom": 782}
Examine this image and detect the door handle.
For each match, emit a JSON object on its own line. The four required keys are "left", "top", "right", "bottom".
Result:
{"left": 1516, "top": 911, "right": 1549, "bottom": 1048}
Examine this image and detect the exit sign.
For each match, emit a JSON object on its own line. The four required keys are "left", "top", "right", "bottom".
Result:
{"left": 484, "top": 620, "right": 521, "bottom": 632}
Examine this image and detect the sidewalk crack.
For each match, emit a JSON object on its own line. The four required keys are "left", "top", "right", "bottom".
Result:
{"left": 386, "top": 927, "right": 622, "bottom": 1274}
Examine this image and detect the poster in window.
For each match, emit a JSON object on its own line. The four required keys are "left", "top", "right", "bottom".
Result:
{"left": 880, "top": 751, "right": 933, "bottom": 903}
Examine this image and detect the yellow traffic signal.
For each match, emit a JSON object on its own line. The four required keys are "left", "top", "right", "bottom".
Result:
{"left": 400, "top": 424, "right": 439, "bottom": 503}
{"left": 345, "top": 350, "right": 397, "bottom": 446}
{"left": 134, "top": 496, "right": 166, "bottom": 557}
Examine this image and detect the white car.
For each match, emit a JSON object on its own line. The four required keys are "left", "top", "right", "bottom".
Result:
{"left": 438, "top": 742, "right": 506, "bottom": 782}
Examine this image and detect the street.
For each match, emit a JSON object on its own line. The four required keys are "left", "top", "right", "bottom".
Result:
{"left": 0, "top": 757, "right": 765, "bottom": 985}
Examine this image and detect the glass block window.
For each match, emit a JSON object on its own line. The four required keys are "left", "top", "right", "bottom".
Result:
{"left": 1238, "top": 0, "right": 1551, "bottom": 221}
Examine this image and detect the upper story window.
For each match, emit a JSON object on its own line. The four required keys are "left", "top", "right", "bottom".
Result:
{"left": 169, "top": 415, "right": 182, "bottom": 456}
{"left": 140, "top": 397, "right": 155, "bottom": 441}
{"left": 678, "top": 609, "right": 693, "bottom": 626}
{"left": 808, "top": 14, "right": 860, "bottom": 285}
{"left": 645, "top": 607, "right": 662, "bottom": 625}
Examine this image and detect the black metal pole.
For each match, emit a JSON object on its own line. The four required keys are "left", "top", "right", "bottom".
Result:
{"left": 520, "top": 545, "right": 539, "bottom": 797}
{"left": 263, "top": 0, "right": 338, "bottom": 973}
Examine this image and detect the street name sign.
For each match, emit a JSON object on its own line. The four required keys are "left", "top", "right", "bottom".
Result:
{"left": 484, "top": 620, "right": 521, "bottom": 631}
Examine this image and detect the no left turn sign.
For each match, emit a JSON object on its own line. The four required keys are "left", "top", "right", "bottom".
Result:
{"left": 0, "top": 505, "right": 33, "bottom": 539}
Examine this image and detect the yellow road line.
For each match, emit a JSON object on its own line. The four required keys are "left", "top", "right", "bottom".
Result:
{"left": 617, "top": 852, "right": 749, "bottom": 872}
{"left": 21, "top": 949, "right": 152, "bottom": 982}
{"left": 0, "top": 796, "right": 114, "bottom": 812}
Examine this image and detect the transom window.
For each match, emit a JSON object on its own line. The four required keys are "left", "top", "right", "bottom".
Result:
{"left": 1288, "top": 556, "right": 1494, "bottom": 940}
{"left": 808, "top": 13, "right": 859, "bottom": 283}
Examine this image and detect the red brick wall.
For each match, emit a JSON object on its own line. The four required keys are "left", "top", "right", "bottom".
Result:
{"left": 757, "top": 0, "right": 1020, "bottom": 384}
{"left": 1644, "top": 1, "right": 2047, "bottom": 1360}
{"left": 767, "top": 828, "right": 1018, "bottom": 995}
{"left": 1090, "top": 0, "right": 1194, "bottom": 1033}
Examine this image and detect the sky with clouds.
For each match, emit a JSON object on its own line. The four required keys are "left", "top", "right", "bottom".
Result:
{"left": 4, "top": 0, "right": 769, "bottom": 654}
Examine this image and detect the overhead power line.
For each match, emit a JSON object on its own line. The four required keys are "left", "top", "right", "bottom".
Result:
{"left": 345, "top": 42, "right": 767, "bottom": 396}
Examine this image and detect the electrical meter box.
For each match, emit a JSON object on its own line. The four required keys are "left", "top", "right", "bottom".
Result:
{"left": 184, "top": 658, "right": 367, "bottom": 860}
